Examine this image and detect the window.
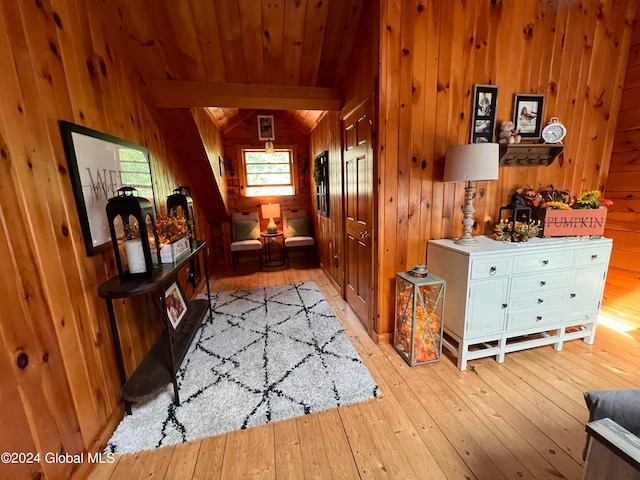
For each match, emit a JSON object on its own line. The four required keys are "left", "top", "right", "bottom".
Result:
{"left": 241, "top": 149, "right": 295, "bottom": 197}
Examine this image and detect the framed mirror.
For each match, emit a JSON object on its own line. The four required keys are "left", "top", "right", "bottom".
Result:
{"left": 60, "top": 121, "right": 154, "bottom": 256}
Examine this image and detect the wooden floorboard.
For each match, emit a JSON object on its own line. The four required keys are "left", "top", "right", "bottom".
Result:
{"left": 85, "top": 266, "right": 640, "bottom": 480}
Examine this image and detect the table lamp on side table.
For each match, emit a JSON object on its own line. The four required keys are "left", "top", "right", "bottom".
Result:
{"left": 444, "top": 143, "right": 499, "bottom": 246}
{"left": 261, "top": 203, "right": 281, "bottom": 234}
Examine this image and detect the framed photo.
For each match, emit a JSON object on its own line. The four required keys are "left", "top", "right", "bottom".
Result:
{"left": 257, "top": 115, "right": 275, "bottom": 140}
{"left": 164, "top": 281, "right": 188, "bottom": 329}
{"left": 470, "top": 84, "right": 498, "bottom": 144}
{"left": 218, "top": 156, "right": 225, "bottom": 177}
{"left": 513, "top": 94, "right": 545, "bottom": 139}
{"left": 59, "top": 121, "right": 154, "bottom": 256}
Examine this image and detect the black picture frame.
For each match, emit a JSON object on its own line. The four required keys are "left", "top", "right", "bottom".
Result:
{"left": 314, "top": 150, "right": 329, "bottom": 217}
{"left": 470, "top": 84, "right": 498, "bottom": 144}
{"left": 513, "top": 94, "right": 545, "bottom": 139}
{"left": 59, "top": 121, "right": 154, "bottom": 256}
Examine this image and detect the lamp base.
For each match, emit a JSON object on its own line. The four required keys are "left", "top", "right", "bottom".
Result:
{"left": 266, "top": 217, "right": 277, "bottom": 234}
{"left": 454, "top": 235, "right": 479, "bottom": 246}
{"left": 455, "top": 182, "right": 480, "bottom": 247}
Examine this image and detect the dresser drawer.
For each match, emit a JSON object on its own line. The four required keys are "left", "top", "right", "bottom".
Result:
{"left": 513, "top": 251, "right": 573, "bottom": 274}
{"left": 574, "top": 246, "right": 610, "bottom": 268}
{"left": 509, "top": 288, "right": 568, "bottom": 312}
{"left": 507, "top": 309, "right": 564, "bottom": 329}
{"left": 510, "top": 271, "right": 571, "bottom": 297}
{"left": 470, "top": 257, "right": 512, "bottom": 279}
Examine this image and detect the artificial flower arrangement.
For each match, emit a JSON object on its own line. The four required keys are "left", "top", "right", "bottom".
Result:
{"left": 493, "top": 220, "right": 541, "bottom": 242}
{"left": 155, "top": 214, "right": 189, "bottom": 244}
{"left": 511, "top": 185, "right": 613, "bottom": 238}
{"left": 516, "top": 185, "right": 613, "bottom": 210}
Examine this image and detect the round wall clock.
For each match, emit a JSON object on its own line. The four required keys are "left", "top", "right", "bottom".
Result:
{"left": 541, "top": 117, "right": 567, "bottom": 144}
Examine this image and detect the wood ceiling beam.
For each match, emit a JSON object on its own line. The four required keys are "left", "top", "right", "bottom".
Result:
{"left": 150, "top": 81, "right": 343, "bottom": 111}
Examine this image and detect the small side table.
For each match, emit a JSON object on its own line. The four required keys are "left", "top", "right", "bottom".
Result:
{"left": 261, "top": 232, "right": 285, "bottom": 267}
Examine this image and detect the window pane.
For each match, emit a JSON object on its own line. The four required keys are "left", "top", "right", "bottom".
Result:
{"left": 247, "top": 172, "right": 292, "bottom": 185}
{"left": 245, "top": 152, "right": 289, "bottom": 164}
{"left": 246, "top": 164, "right": 290, "bottom": 174}
{"left": 246, "top": 186, "right": 294, "bottom": 197}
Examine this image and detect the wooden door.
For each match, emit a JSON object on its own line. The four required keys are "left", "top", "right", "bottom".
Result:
{"left": 343, "top": 99, "right": 374, "bottom": 332}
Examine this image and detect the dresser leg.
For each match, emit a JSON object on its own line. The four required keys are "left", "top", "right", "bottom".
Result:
{"left": 458, "top": 341, "right": 469, "bottom": 371}
{"left": 497, "top": 337, "right": 507, "bottom": 363}
{"left": 585, "top": 320, "right": 597, "bottom": 344}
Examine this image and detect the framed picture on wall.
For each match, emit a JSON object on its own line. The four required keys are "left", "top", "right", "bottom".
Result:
{"left": 257, "top": 115, "right": 275, "bottom": 141}
{"left": 314, "top": 151, "right": 329, "bottom": 216}
{"left": 513, "top": 94, "right": 545, "bottom": 139}
{"left": 59, "top": 121, "right": 155, "bottom": 257}
{"left": 470, "top": 84, "right": 498, "bottom": 144}
{"left": 218, "top": 155, "right": 225, "bottom": 177}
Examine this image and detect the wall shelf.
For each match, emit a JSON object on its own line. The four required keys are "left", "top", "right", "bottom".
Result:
{"left": 499, "top": 144, "right": 564, "bottom": 167}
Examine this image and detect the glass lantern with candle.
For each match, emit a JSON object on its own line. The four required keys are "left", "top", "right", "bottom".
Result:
{"left": 106, "top": 187, "right": 162, "bottom": 280}
{"left": 166, "top": 186, "right": 196, "bottom": 244}
{"left": 394, "top": 266, "right": 445, "bottom": 366}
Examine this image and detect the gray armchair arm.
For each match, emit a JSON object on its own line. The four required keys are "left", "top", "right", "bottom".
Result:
{"left": 583, "top": 418, "right": 640, "bottom": 480}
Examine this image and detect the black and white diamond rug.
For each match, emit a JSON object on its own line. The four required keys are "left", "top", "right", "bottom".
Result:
{"left": 106, "top": 282, "right": 380, "bottom": 454}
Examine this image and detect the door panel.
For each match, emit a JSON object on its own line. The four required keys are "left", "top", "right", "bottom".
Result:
{"left": 343, "top": 101, "right": 374, "bottom": 330}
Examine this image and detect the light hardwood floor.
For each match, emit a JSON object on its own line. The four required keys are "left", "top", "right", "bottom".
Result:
{"left": 85, "top": 266, "right": 640, "bottom": 480}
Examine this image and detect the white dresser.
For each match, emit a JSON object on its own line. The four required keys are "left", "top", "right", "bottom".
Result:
{"left": 426, "top": 236, "right": 612, "bottom": 370}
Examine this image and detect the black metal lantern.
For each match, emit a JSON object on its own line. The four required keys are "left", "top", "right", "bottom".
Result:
{"left": 167, "top": 186, "right": 196, "bottom": 243}
{"left": 106, "top": 187, "right": 162, "bottom": 279}
{"left": 499, "top": 193, "right": 532, "bottom": 227}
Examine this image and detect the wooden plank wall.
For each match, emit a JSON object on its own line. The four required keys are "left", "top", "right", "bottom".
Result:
{"left": 375, "top": 0, "right": 638, "bottom": 337}
{"left": 310, "top": 112, "right": 344, "bottom": 290}
{"left": 192, "top": 107, "right": 229, "bottom": 266}
{"left": 309, "top": 0, "right": 380, "bottom": 293}
{"left": 221, "top": 111, "right": 313, "bottom": 264}
{"left": 602, "top": 20, "right": 640, "bottom": 327}
{"left": 0, "top": 1, "right": 225, "bottom": 479}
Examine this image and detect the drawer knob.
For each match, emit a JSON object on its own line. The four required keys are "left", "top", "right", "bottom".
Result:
{"left": 591, "top": 254, "right": 598, "bottom": 260}
{"left": 502, "top": 303, "right": 508, "bottom": 309}
{"left": 542, "top": 260, "right": 549, "bottom": 265}
{"left": 537, "top": 298, "right": 544, "bottom": 304}
{"left": 536, "top": 315, "right": 543, "bottom": 321}
{"left": 570, "top": 293, "right": 576, "bottom": 298}
{"left": 489, "top": 266, "right": 497, "bottom": 276}
{"left": 540, "top": 281, "right": 546, "bottom": 287}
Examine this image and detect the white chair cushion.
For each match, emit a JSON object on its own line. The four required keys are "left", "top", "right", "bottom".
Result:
{"left": 230, "top": 239, "right": 262, "bottom": 252}
{"left": 284, "top": 236, "right": 314, "bottom": 247}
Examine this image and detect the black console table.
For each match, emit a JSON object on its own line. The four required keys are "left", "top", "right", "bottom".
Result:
{"left": 98, "top": 240, "right": 212, "bottom": 414}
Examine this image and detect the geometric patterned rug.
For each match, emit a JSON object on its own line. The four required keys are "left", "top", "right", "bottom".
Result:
{"left": 106, "top": 282, "right": 380, "bottom": 455}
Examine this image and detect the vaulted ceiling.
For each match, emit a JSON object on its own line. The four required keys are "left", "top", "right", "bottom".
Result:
{"left": 112, "top": 0, "right": 365, "bottom": 134}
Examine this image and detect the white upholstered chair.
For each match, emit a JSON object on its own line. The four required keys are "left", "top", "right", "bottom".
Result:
{"left": 230, "top": 212, "right": 262, "bottom": 270}
{"left": 282, "top": 209, "right": 315, "bottom": 265}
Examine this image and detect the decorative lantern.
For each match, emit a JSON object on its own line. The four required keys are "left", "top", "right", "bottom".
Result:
{"left": 106, "top": 187, "right": 161, "bottom": 280}
{"left": 499, "top": 193, "right": 532, "bottom": 228}
{"left": 394, "top": 265, "right": 445, "bottom": 366}
{"left": 167, "top": 186, "right": 196, "bottom": 243}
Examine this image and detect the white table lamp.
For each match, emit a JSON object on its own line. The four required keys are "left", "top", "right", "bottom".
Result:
{"left": 261, "top": 203, "right": 281, "bottom": 234}
{"left": 444, "top": 143, "right": 499, "bottom": 246}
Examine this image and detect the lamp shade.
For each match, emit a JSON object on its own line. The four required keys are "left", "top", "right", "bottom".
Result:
{"left": 444, "top": 143, "right": 499, "bottom": 183}
{"left": 265, "top": 140, "right": 275, "bottom": 154}
{"left": 261, "top": 203, "right": 281, "bottom": 220}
